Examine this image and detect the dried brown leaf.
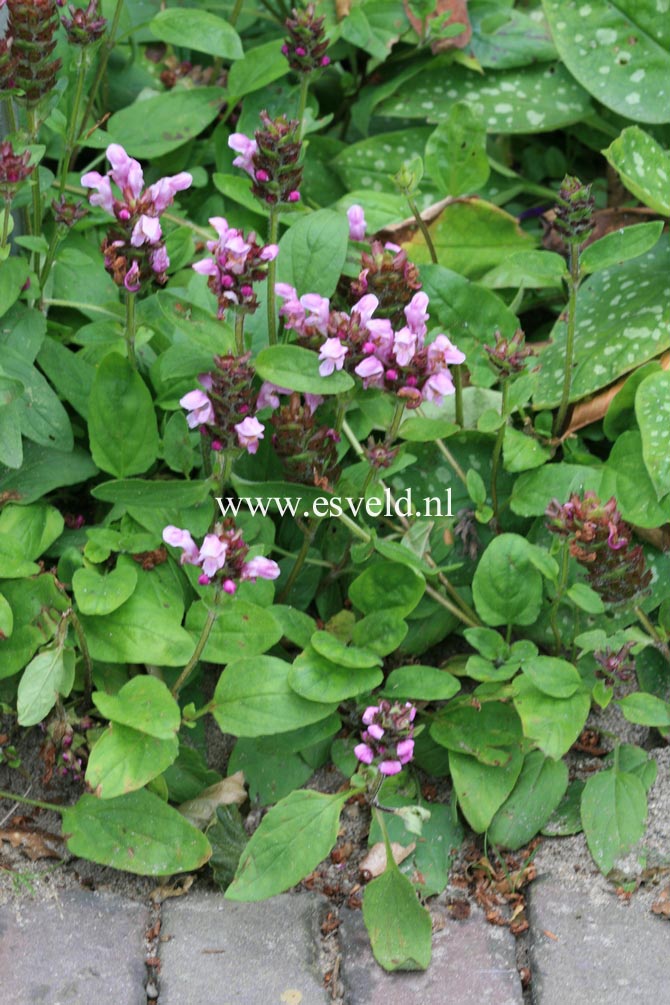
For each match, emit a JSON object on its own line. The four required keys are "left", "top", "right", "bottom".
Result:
{"left": 150, "top": 875, "right": 194, "bottom": 903}
{"left": 0, "top": 826, "right": 64, "bottom": 861}
{"left": 359, "top": 840, "right": 416, "bottom": 879}
{"left": 177, "top": 771, "right": 246, "bottom": 829}
{"left": 651, "top": 884, "right": 670, "bottom": 918}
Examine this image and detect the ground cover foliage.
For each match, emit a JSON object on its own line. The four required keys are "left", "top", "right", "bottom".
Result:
{"left": 1, "top": 0, "right": 670, "bottom": 971}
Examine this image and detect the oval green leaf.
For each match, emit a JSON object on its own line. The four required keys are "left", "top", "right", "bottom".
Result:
{"left": 150, "top": 9, "right": 243, "bottom": 59}
{"left": 92, "top": 676, "right": 181, "bottom": 739}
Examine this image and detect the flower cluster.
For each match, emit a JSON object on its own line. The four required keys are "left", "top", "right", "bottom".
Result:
{"left": 0, "top": 140, "right": 33, "bottom": 199}
{"left": 51, "top": 195, "right": 87, "bottom": 227}
{"left": 484, "top": 328, "right": 533, "bottom": 377}
{"left": 275, "top": 284, "right": 464, "bottom": 407}
{"left": 81, "top": 143, "right": 192, "bottom": 292}
{"left": 546, "top": 492, "right": 652, "bottom": 604}
{"left": 270, "top": 391, "right": 340, "bottom": 490}
{"left": 192, "top": 217, "right": 278, "bottom": 320}
{"left": 61, "top": 0, "right": 106, "bottom": 45}
{"left": 229, "top": 111, "right": 302, "bottom": 205}
{"left": 593, "top": 643, "right": 635, "bottom": 682}
{"left": 346, "top": 240, "right": 421, "bottom": 327}
{"left": 0, "top": 0, "right": 61, "bottom": 103}
{"left": 554, "top": 174, "right": 595, "bottom": 246}
{"left": 282, "top": 3, "right": 330, "bottom": 74}
{"left": 180, "top": 353, "right": 265, "bottom": 456}
{"left": 354, "top": 701, "right": 416, "bottom": 776}
{"left": 162, "top": 521, "right": 280, "bottom": 592}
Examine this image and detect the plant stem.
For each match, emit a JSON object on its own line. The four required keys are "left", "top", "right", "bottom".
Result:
{"left": 26, "top": 107, "right": 42, "bottom": 255}
{"left": 634, "top": 606, "right": 670, "bottom": 662}
{"left": 125, "top": 291, "right": 137, "bottom": 369}
{"left": 266, "top": 205, "right": 279, "bottom": 345}
{"left": 434, "top": 438, "right": 467, "bottom": 485}
{"left": 229, "top": 0, "right": 244, "bottom": 26}
{"left": 59, "top": 50, "right": 88, "bottom": 193}
{"left": 4, "top": 96, "right": 17, "bottom": 135}
{"left": 553, "top": 242, "right": 581, "bottom": 436}
{"left": 297, "top": 73, "right": 311, "bottom": 138}
{"left": 491, "top": 382, "right": 509, "bottom": 528}
{"left": 234, "top": 312, "right": 245, "bottom": 354}
{"left": 1, "top": 199, "right": 12, "bottom": 250}
{"left": 38, "top": 225, "right": 63, "bottom": 295}
{"left": 425, "top": 582, "right": 480, "bottom": 629}
{"left": 278, "top": 517, "right": 322, "bottom": 602}
{"left": 549, "top": 541, "right": 570, "bottom": 653}
{"left": 172, "top": 597, "right": 221, "bottom": 698}
{"left": 453, "top": 364, "right": 464, "bottom": 427}
{"left": 77, "top": 0, "right": 125, "bottom": 140}
{"left": 68, "top": 609, "right": 93, "bottom": 704}
{"left": 0, "top": 789, "right": 63, "bottom": 814}
{"left": 407, "top": 194, "right": 437, "bottom": 264}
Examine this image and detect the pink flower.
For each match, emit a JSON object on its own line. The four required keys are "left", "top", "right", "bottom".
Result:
{"left": 80, "top": 170, "right": 114, "bottom": 213}
{"left": 228, "top": 133, "right": 258, "bottom": 178}
{"left": 318, "top": 338, "right": 348, "bottom": 377}
{"left": 354, "top": 743, "right": 375, "bottom": 765}
{"left": 397, "top": 738, "right": 414, "bottom": 764}
{"left": 198, "top": 534, "right": 228, "bottom": 578}
{"left": 404, "top": 291, "right": 430, "bottom": 337}
{"left": 427, "top": 334, "right": 466, "bottom": 369}
{"left": 275, "top": 283, "right": 306, "bottom": 330}
{"left": 392, "top": 326, "right": 417, "bottom": 367}
{"left": 366, "top": 723, "right": 385, "bottom": 741}
{"left": 192, "top": 258, "right": 218, "bottom": 276}
{"left": 162, "top": 526, "right": 200, "bottom": 565}
{"left": 352, "top": 293, "right": 379, "bottom": 326}
{"left": 235, "top": 416, "right": 265, "bottom": 454}
{"left": 150, "top": 244, "right": 170, "bottom": 274}
{"left": 354, "top": 355, "right": 384, "bottom": 389}
{"left": 422, "top": 369, "right": 455, "bottom": 404}
{"left": 287, "top": 190, "right": 301, "bottom": 202}
{"left": 257, "top": 381, "right": 291, "bottom": 411}
{"left": 305, "top": 393, "right": 324, "bottom": 415}
{"left": 106, "top": 143, "right": 144, "bottom": 200}
{"left": 366, "top": 318, "right": 394, "bottom": 361}
{"left": 130, "top": 214, "right": 162, "bottom": 247}
{"left": 123, "top": 261, "right": 141, "bottom": 292}
{"left": 361, "top": 706, "right": 379, "bottom": 725}
{"left": 147, "top": 172, "right": 192, "bottom": 213}
{"left": 241, "top": 556, "right": 281, "bottom": 581}
{"left": 260, "top": 244, "right": 279, "bottom": 261}
{"left": 347, "top": 204, "right": 367, "bottom": 241}
{"left": 378, "top": 759, "right": 403, "bottom": 776}
{"left": 180, "top": 389, "right": 215, "bottom": 428}
{"left": 301, "top": 293, "right": 330, "bottom": 335}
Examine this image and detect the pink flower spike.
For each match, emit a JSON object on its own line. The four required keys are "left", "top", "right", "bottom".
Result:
{"left": 378, "top": 759, "right": 403, "bottom": 776}
{"left": 361, "top": 706, "right": 379, "bottom": 725}
{"left": 123, "top": 261, "right": 141, "bottom": 293}
{"left": 80, "top": 170, "right": 115, "bottom": 214}
{"left": 318, "top": 338, "right": 348, "bottom": 377}
{"left": 162, "top": 525, "right": 200, "bottom": 565}
{"left": 199, "top": 534, "right": 228, "bottom": 577}
{"left": 397, "top": 739, "right": 415, "bottom": 764}
{"left": 223, "top": 578, "right": 237, "bottom": 595}
{"left": 392, "top": 326, "right": 417, "bottom": 367}
{"left": 354, "top": 743, "right": 375, "bottom": 765}
{"left": 347, "top": 204, "right": 367, "bottom": 241}
{"left": 235, "top": 416, "right": 265, "bottom": 454}
{"left": 147, "top": 172, "right": 192, "bottom": 213}
{"left": 130, "top": 214, "right": 162, "bottom": 247}
{"left": 241, "top": 555, "right": 281, "bottom": 581}
{"left": 228, "top": 133, "right": 258, "bottom": 177}
{"left": 180, "top": 389, "right": 215, "bottom": 428}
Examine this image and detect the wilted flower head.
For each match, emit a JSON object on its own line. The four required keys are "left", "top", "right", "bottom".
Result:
{"left": 354, "top": 701, "right": 417, "bottom": 776}
{"left": 270, "top": 392, "right": 340, "bottom": 489}
{"left": 61, "top": 0, "right": 107, "bottom": 45}
{"left": 484, "top": 328, "right": 533, "bottom": 377}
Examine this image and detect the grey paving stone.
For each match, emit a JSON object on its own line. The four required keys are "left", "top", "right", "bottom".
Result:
{"left": 0, "top": 889, "right": 148, "bottom": 1005}
{"left": 339, "top": 905, "right": 524, "bottom": 1004}
{"left": 159, "top": 891, "right": 329, "bottom": 1004}
{"left": 528, "top": 872, "right": 670, "bottom": 1004}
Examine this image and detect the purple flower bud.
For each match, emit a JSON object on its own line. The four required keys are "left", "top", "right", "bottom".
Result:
{"left": 198, "top": 573, "right": 210, "bottom": 585}
{"left": 287, "top": 190, "right": 301, "bottom": 202}
{"left": 123, "top": 261, "right": 141, "bottom": 292}
{"left": 321, "top": 55, "right": 330, "bottom": 66}
{"left": 223, "top": 578, "right": 237, "bottom": 594}
{"left": 255, "top": 168, "right": 270, "bottom": 182}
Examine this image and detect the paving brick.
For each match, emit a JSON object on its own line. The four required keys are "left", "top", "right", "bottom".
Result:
{"left": 0, "top": 889, "right": 148, "bottom": 1005}
{"left": 159, "top": 891, "right": 329, "bottom": 1004}
{"left": 339, "top": 905, "right": 524, "bottom": 1004}
{"left": 528, "top": 872, "right": 669, "bottom": 1005}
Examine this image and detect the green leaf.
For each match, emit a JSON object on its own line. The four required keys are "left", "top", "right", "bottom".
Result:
{"left": 349, "top": 562, "right": 425, "bottom": 618}
{"left": 17, "top": 647, "right": 75, "bottom": 726}
{"left": 311, "top": 630, "right": 381, "bottom": 669}
{"left": 566, "top": 582, "right": 606, "bottom": 614}
{"left": 520, "top": 656, "right": 583, "bottom": 699}
{"left": 463, "top": 627, "right": 508, "bottom": 661}
{"left": 88, "top": 354, "right": 159, "bottom": 478}
{"left": 226, "top": 39, "right": 288, "bottom": 98}
{"left": 185, "top": 600, "right": 282, "bottom": 662}
{"left": 276, "top": 209, "right": 349, "bottom": 298}
{"left": 542, "top": 0, "right": 670, "bottom": 124}
{"left": 0, "top": 503, "right": 64, "bottom": 560}
{"left": 511, "top": 462, "right": 603, "bottom": 517}
{"left": 398, "top": 414, "right": 458, "bottom": 442}
{"left": 0, "top": 591, "right": 13, "bottom": 638}
{"left": 604, "top": 361, "right": 660, "bottom": 441}
{"left": 488, "top": 751, "right": 569, "bottom": 849}
{"left": 0, "top": 258, "right": 30, "bottom": 318}
{"left": 163, "top": 746, "right": 221, "bottom": 803}
{"left": 618, "top": 692, "right": 670, "bottom": 728}
{"left": 91, "top": 478, "right": 211, "bottom": 509}
{"left": 513, "top": 677, "right": 591, "bottom": 760}
{"left": 449, "top": 748, "right": 524, "bottom": 832}
{"left": 581, "top": 222, "right": 664, "bottom": 274}
{"left": 542, "top": 779, "right": 585, "bottom": 836}
{"left": 226, "top": 789, "right": 349, "bottom": 901}
{"left": 431, "top": 700, "right": 522, "bottom": 765}
{"left": 636, "top": 370, "right": 670, "bottom": 500}
{"left": 97, "top": 88, "right": 225, "bottom": 159}
{"left": 288, "top": 646, "right": 383, "bottom": 703}
{"left": 363, "top": 864, "right": 432, "bottom": 972}
{"left": 333, "top": 128, "right": 434, "bottom": 194}
{"left": 162, "top": 411, "right": 194, "bottom": 477}
{"left": 212, "top": 656, "right": 338, "bottom": 737}
{"left": 73, "top": 563, "right": 138, "bottom": 616}
{"left": 534, "top": 236, "right": 670, "bottom": 408}
{"left": 0, "top": 574, "right": 68, "bottom": 680}
{"left": 0, "top": 442, "right": 98, "bottom": 505}
{"left": 37, "top": 336, "right": 94, "bottom": 420}
{"left": 2, "top": 343, "right": 73, "bottom": 452}
{"left": 383, "top": 665, "right": 460, "bottom": 701}
{"left": 472, "top": 534, "right": 543, "bottom": 627}
{"left": 149, "top": 8, "right": 243, "bottom": 59}
{"left": 470, "top": 4, "right": 557, "bottom": 68}
{"left": 228, "top": 739, "right": 312, "bottom": 805}
{"left": 254, "top": 344, "right": 353, "bottom": 396}
{"left": 62, "top": 789, "right": 211, "bottom": 875}
{"left": 603, "top": 126, "right": 670, "bottom": 216}
{"left": 481, "top": 250, "right": 568, "bottom": 290}
{"left": 581, "top": 768, "right": 647, "bottom": 874}
{"left": 503, "top": 426, "right": 552, "bottom": 473}
{"left": 86, "top": 724, "right": 178, "bottom": 799}
{"left": 601, "top": 430, "right": 670, "bottom": 528}
{"left": 209, "top": 805, "right": 249, "bottom": 889}
{"left": 424, "top": 103, "right": 490, "bottom": 197}
{"left": 378, "top": 61, "right": 590, "bottom": 133}
{"left": 0, "top": 534, "right": 40, "bottom": 578}
{"left": 350, "top": 610, "right": 408, "bottom": 656}
{"left": 92, "top": 676, "right": 180, "bottom": 739}
{"left": 405, "top": 199, "right": 534, "bottom": 280}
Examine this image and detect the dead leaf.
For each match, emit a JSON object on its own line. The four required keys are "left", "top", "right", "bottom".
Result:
{"left": 0, "top": 826, "right": 65, "bottom": 861}
{"left": 403, "top": 0, "right": 472, "bottom": 52}
{"left": 651, "top": 884, "right": 670, "bottom": 918}
{"left": 335, "top": 0, "right": 351, "bottom": 18}
{"left": 359, "top": 840, "right": 416, "bottom": 879}
{"left": 177, "top": 771, "right": 246, "bottom": 829}
{"left": 378, "top": 195, "right": 467, "bottom": 245}
{"left": 150, "top": 874, "right": 194, "bottom": 903}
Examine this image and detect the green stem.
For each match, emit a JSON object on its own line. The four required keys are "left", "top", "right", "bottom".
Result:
{"left": 549, "top": 541, "right": 570, "bottom": 654}
{"left": 0, "top": 789, "right": 63, "bottom": 814}
{"left": 234, "top": 312, "right": 245, "bottom": 354}
{"left": 453, "top": 364, "right": 464, "bottom": 428}
{"left": 38, "top": 225, "right": 64, "bottom": 296}
{"left": 1, "top": 200, "right": 12, "bottom": 250}
{"left": 26, "top": 107, "right": 42, "bottom": 253}
{"left": 634, "top": 606, "right": 670, "bottom": 663}
{"left": 491, "top": 382, "right": 509, "bottom": 529}
{"left": 407, "top": 194, "right": 437, "bottom": 264}
{"left": 553, "top": 243, "right": 581, "bottom": 437}
{"left": 172, "top": 596, "right": 221, "bottom": 698}
{"left": 68, "top": 609, "right": 93, "bottom": 704}
{"left": 4, "top": 96, "right": 17, "bottom": 135}
{"left": 297, "top": 73, "right": 311, "bottom": 138}
{"left": 425, "top": 582, "right": 481, "bottom": 629}
{"left": 229, "top": 0, "right": 244, "bottom": 25}
{"left": 387, "top": 398, "right": 405, "bottom": 444}
{"left": 278, "top": 517, "right": 322, "bottom": 602}
{"left": 125, "top": 291, "right": 137, "bottom": 369}
{"left": 77, "top": 0, "right": 125, "bottom": 139}
{"left": 59, "top": 51, "right": 88, "bottom": 192}
{"left": 434, "top": 438, "right": 467, "bottom": 485}
{"left": 266, "top": 206, "right": 279, "bottom": 345}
